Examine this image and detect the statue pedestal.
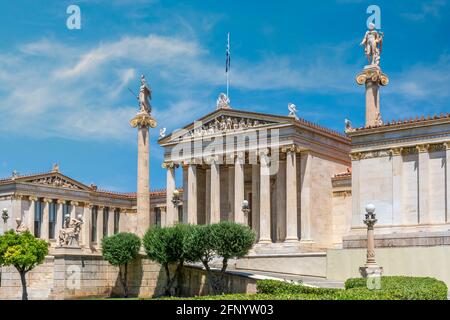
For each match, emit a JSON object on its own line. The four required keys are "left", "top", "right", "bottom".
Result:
{"left": 53, "top": 245, "right": 84, "bottom": 256}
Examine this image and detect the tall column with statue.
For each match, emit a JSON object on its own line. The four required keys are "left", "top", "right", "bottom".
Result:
{"left": 130, "top": 75, "right": 157, "bottom": 237}
{"left": 355, "top": 23, "right": 389, "bottom": 128}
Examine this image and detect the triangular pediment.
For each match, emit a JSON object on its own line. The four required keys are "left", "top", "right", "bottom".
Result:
{"left": 159, "top": 108, "right": 292, "bottom": 144}
{"left": 15, "top": 172, "right": 91, "bottom": 191}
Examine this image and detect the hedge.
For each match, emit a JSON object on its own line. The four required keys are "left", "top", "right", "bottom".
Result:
{"left": 255, "top": 277, "right": 448, "bottom": 300}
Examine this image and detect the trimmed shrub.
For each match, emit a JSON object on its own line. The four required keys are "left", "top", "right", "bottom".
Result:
{"left": 345, "top": 276, "right": 448, "bottom": 300}
{"left": 255, "top": 276, "right": 448, "bottom": 300}
{"left": 143, "top": 224, "right": 191, "bottom": 296}
{"left": 101, "top": 232, "right": 141, "bottom": 297}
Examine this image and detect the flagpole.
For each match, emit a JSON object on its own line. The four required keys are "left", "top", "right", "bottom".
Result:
{"left": 226, "top": 32, "right": 230, "bottom": 99}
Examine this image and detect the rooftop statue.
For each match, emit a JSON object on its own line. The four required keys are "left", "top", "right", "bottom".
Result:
{"left": 288, "top": 103, "right": 298, "bottom": 119}
{"left": 360, "top": 23, "right": 384, "bottom": 66}
{"left": 138, "top": 74, "right": 152, "bottom": 114}
{"left": 216, "top": 93, "right": 230, "bottom": 109}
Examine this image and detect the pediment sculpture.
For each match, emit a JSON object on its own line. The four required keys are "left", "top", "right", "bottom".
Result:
{"left": 181, "top": 115, "right": 273, "bottom": 139}
{"left": 27, "top": 175, "right": 83, "bottom": 190}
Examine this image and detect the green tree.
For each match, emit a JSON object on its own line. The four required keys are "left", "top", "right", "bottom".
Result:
{"left": 0, "top": 231, "right": 49, "bottom": 300}
{"left": 101, "top": 232, "right": 141, "bottom": 298}
{"left": 143, "top": 224, "right": 190, "bottom": 296}
{"left": 185, "top": 222, "right": 256, "bottom": 295}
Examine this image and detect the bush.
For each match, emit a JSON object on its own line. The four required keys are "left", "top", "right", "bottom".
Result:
{"left": 344, "top": 276, "right": 448, "bottom": 300}
{"left": 255, "top": 276, "right": 448, "bottom": 300}
{"left": 184, "top": 221, "right": 255, "bottom": 295}
{"left": 101, "top": 232, "right": 141, "bottom": 297}
{"left": 143, "top": 224, "right": 191, "bottom": 296}
{"left": 0, "top": 231, "right": 49, "bottom": 300}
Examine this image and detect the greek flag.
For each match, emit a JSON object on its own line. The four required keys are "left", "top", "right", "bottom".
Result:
{"left": 226, "top": 32, "right": 230, "bottom": 72}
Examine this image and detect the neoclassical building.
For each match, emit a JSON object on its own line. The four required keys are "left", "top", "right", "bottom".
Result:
{"left": 0, "top": 165, "right": 172, "bottom": 253}
{"left": 158, "top": 106, "right": 351, "bottom": 252}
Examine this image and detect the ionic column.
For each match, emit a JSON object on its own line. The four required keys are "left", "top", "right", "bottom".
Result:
{"left": 234, "top": 152, "right": 245, "bottom": 224}
{"left": 82, "top": 203, "right": 92, "bottom": 246}
{"left": 187, "top": 163, "right": 198, "bottom": 224}
{"left": 42, "top": 198, "right": 52, "bottom": 240}
{"left": 276, "top": 158, "right": 286, "bottom": 241}
{"left": 445, "top": 142, "right": 450, "bottom": 223}
{"left": 97, "top": 206, "right": 104, "bottom": 243}
{"left": 251, "top": 163, "right": 260, "bottom": 240}
{"left": 228, "top": 164, "right": 235, "bottom": 221}
{"left": 28, "top": 196, "right": 38, "bottom": 234}
{"left": 210, "top": 157, "right": 221, "bottom": 224}
{"left": 12, "top": 194, "right": 24, "bottom": 228}
{"left": 390, "top": 148, "right": 403, "bottom": 225}
{"left": 417, "top": 144, "right": 430, "bottom": 224}
{"left": 70, "top": 201, "right": 79, "bottom": 219}
{"left": 163, "top": 162, "right": 177, "bottom": 227}
{"left": 300, "top": 151, "right": 313, "bottom": 242}
{"left": 258, "top": 152, "right": 272, "bottom": 244}
{"left": 285, "top": 146, "right": 299, "bottom": 242}
{"left": 160, "top": 206, "right": 167, "bottom": 227}
{"left": 182, "top": 164, "right": 189, "bottom": 223}
{"left": 108, "top": 208, "right": 115, "bottom": 236}
{"left": 55, "top": 200, "right": 65, "bottom": 239}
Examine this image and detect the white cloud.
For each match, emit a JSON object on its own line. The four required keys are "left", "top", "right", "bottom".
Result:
{"left": 401, "top": 0, "right": 447, "bottom": 22}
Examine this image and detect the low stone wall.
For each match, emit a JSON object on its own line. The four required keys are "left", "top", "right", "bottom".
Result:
{"left": 0, "top": 253, "right": 257, "bottom": 300}
{"left": 235, "top": 253, "right": 327, "bottom": 278}
{"left": 179, "top": 266, "right": 257, "bottom": 297}
{"left": 327, "top": 246, "right": 450, "bottom": 287}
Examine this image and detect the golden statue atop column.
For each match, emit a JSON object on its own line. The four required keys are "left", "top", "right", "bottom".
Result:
{"left": 355, "top": 23, "right": 389, "bottom": 128}
{"left": 130, "top": 74, "right": 157, "bottom": 237}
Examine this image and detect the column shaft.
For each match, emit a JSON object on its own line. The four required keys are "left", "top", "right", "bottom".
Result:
{"left": 300, "top": 152, "right": 313, "bottom": 242}
{"left": 285, "top": 150, "right": 299, "bottom": 242}
{"left": 251, "top": 164, "right": 260, "bottom": 240}
{"left": 187, "top": 164, "right": 198, "bottom": 224}
{"left": 418, "top": 146, "right": 430, "bottom": 224}
{"left": 234, "top": 155, "right": 245, "bottom": 224}
{"left": 276, "top": 160, "right": 286, "bottom": 241}
{"left": 82, "top": 205, "right": 91, "bottom": 246}
{"left": 28, "top": 198, "right": 36, "bottom": 234}
{"left": 166, "top": 166, "right": 176, "bottom": 227}
{"left": 210, "top": 161, "right": 221, "bottom": 223}
{"left": 97, "top": 207, "right": 104, "bottom": 244}
{"left": 41, "top": 199, "right": 50, "bottom": 240}
{"left": 137, "top": 125, "right": 150, "bottom": 236}
{"left": 258, "top": 155, "right": 271, "bottom": 243}
{"left": 108, "top": 208, "right": 115, "bottom": 236}
{"left": 391, "top": 149, "right": 403, "bottom": 225}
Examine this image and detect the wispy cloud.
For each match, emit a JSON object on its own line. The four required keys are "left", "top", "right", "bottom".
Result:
{"left": 401, "top": 0, "right": 447, "bottom": 21}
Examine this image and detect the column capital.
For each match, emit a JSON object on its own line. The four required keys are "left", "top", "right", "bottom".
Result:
{"left": 57, "top": 199, "right": 67, "bottom": 205}
{"left": 119, "top": 208, "right": 127, "bottom": 213}
{"left": 349, "top": 152, "right": 362, "bottom": 161}
{"left": 11, "top": 193, "right": 24, "bottom": 200}
{"left": 98, "top": 205, "right": 105, "bottom": 210}
{"left": 281, "top": 144, "right": 302, "bottom": 154}
{"left": 70, "top": 201, "right": 79, "bottom": 206}
{"left": 29, "top": 195, "right": 38, "bottom": 202}
{"left": 205, "top": 155, "right": 221, "bottom": 165}
{"left": 443, "top": 142, "right": 450, "bottom": 150}
{"left": 416, "top": 144, "right": 430, "bottom": 153}
{"left": 84, "top": 202, "right": 93, "bottom": 208}
{"left": 43, "top": 198, "right": 53, "bottom": 203}
{"left": 389, "top": 147, "right": 403, "bottom": 156}
{"left": 162, "top": 161, "right": 179, "bottom": 169}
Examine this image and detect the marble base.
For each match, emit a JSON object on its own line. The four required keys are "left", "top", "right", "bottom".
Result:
{"left": 359, "top": 264, "right": 383, "bottom": 278}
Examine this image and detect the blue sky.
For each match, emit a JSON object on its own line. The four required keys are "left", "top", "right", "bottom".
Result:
{"left": 0, "top": 0, "right": 449, "bottom": 191}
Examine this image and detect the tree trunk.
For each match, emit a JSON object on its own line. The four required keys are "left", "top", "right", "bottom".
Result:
{"left": 119, "top": 264, "right": 129, "bottom": 298}
{"left": 163, "top": 263, "right": 171, "bottom": 296}
{"left": 218, "top": 258, "right": 228, "bottom": 294}
{"left": 19, "top": 271, "right": 28, "bottom": 301}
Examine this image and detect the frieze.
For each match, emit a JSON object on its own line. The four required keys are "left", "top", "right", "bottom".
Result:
{"left": 181, "top": 115, "right": 274, "bottom": 139}
{"left": 26, "top": 175, "right": 83, "bottom": 190}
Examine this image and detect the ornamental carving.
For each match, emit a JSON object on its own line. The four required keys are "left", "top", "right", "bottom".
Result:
{"left": 356, "top": 67, "right": 389, "bottom": 86}
{"left": 162, "top": 162, "right": 179, "bottom": 169}
{"left": 181, "top": 115, "right": 273, "bottom": 139}
{"left": 27, "top": 175, "right": 83, "bottom": 190}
